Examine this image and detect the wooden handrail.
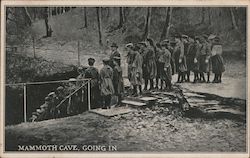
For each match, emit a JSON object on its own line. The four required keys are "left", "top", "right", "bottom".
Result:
{"left": 55, "top": 80, "right": 89, "bottom": 109}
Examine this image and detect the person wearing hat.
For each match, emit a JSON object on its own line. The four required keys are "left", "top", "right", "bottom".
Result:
{"left": 128, "top": 43, "right": 143, "bottom": 96}
{"left": 36, "top": 97, "right": 51, "bottom": 121}
{"left": 83, "top": 57, "right": 100, "bottom": 109}
{"left": 193, "top": 36, "right": 202, "bottom": 83}
{"left": 112, "top": 55, "right": 124, "bottom": 105}
{"left": 66, "top": 78, "right": 79, "bottom": 115}
{"left": 181, "top": 34, "right": 189, "bottom": 82}
{"left": 100, "top": 57, "right": 115, "bottom": 109}
{"left": 138, "top": 41, "right": 150, "bottom": 90}
{"left": 174, "top": 34, "right": 187, "bottom": 83}
{"left": 110, "top": 42, "right": 121, "bottom": 68}
{"left": 55, "top": 86, "right": 67, "bottom": 117}
{"left": 125, "top": 43, "right": 135, "bottom": 83}
{"left": 145, "top": 38, "right": 157, "bottom": 90}
{"left": 155, "top": 42, "right": 164, "bottom": 89}
{"left": 185, "top": 35, "right": 197, "bottom": 82}
{"left": 199, "top": 34, "right": 212, "bottom": 83}
{"left": 210, "top": 36, "right": 225, "bottom": 83}
{"left": 159, "top": 41, "right": 172, "bottom": 90}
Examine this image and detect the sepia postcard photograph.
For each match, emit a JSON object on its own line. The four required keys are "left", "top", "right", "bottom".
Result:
{"left": 0, "top": 0, "right": 249, "bottom": 158}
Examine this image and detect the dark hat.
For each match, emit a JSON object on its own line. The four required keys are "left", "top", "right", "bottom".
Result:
{"left": 189, "top": 34, "right": 195, "bottom": 40}
{"left": 174, "top": 33, "right": 182, "bottom": 38}
{"left": 138, "top": 41, "right": 147, "bottom": 47}
{"left": 214, "top": 36, "right": 220, "bottom": 42}
{"left": 88, "top": 58, "right": 95, "bottom": 63}
{"left": 161, "top": 39, "right": 169, "bottom": 46}
{"left": 111, "top": 42, "right": 118, "bottom": 48}
{"left": 195, "top": 36, "right": 200, "bottom": 40}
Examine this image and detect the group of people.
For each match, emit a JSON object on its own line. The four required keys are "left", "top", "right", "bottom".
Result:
{"left": 30, "top": 33, "right": 226, "bottom": 120}
{"left": 126, "top": 34, "right": 225, "bottom": 96}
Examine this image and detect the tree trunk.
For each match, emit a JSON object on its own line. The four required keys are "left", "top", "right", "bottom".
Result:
{"left": 117, "top": 7, "right": 125, "bottom": 28}
{"left": 44, "top": 7, "right": 53, "bottom": 37}
{"left": 160, "top": 7, "right": 173, "bottom": 41}
{"left": 201, "top": 8, "right": 205, "bottom": 24}
{"left": 160, "top": 7, "right": 169, "bottom": 41}
{"left": 84, "top": 7, "right": 87, "bottom": 28}
{"left": 96, "top": 7, "right": 103, "bottom": 46}
{"left": 229, "top": 7, "right": 238, "bottom": 30}
{"left": 208, "top": 8, "right": 211, "bottom": 25}
{"left": 166, "top": 7, "right": 173, "bottom": 38}
{"left": 23, "top": 7, "right": 32, "bottom": 26}
{"left": 142, "top": 7, "right": 151, "bottom": 40}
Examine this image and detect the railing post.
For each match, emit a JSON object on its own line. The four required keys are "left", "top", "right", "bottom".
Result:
{"left": 23, "top": 83, "right": 27, "bottom": 123}
{"left": 88, "top": 79, "right": 91, "bottom": 110}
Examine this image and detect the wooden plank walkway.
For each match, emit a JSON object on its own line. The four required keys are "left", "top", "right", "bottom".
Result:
{"left": 89, "top": 107, "right": 134, "bottom": 117}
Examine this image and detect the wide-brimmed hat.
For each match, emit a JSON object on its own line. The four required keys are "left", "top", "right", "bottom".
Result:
{"left": 44, "top": 96, "right": 51, "bottom": 101}
{"left": 181, "top": 34, "right": 188, "bottom": 39}
{"left": 69, "top": 78, "right": 76, "bottom": 82}
{"left": 125, "top": 43, "right": 133, "bottom": 48}
{"left": 88, "top": 58, "right": 95, "bottom": 63}
{"left": 48, "top": 92, "right": 55, "bottom": 97}
{"left": 56, "top": 86, "right": 64, "bottom": 91}
{"left": 208, "top": 34, "right": 217, "bottom": 40}
{"left": 111, "top": 42, "right": 118, "bottom": 48}
{"left": 214, "top": 36, "right": 220, "bottom": 42}
{"left": 195, "top": 36, "right": 200, "bottom": 40}
{"left": 161, "top": 39, "right": 169, "bottom": 46}
{"left": 113, "top": 56, "right": 121, "bottom": 60}
{"left": 103, "top": 57, "right": 110, "bottom": 62}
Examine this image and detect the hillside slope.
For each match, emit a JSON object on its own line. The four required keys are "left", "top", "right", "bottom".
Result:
{"left": 5, "top": 110, "right": 246, "bottom": 152}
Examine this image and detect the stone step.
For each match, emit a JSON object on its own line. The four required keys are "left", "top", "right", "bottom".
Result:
{"left": 121, "top": 100, "right": 147, "bottom": 107}
{"left": 89, "top": 107, "right": 134, "bottom": 117}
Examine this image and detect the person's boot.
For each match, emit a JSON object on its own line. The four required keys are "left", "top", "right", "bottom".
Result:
{"left": 155, "top": 78, "right": 159, "bottom": 89}
{"left": 132, "top": 85, "right": 137, "bottom": 96}
{"left": 149, "top": 79, "right": 154, "bottom": 90}
{"left": 180, "top": 73, "right": 184, "bottom": 83}
{"left": 144, "top": 80, "right": 148, "bottom": 91}
{"left": 212, "top": 74, "right": 218, "bottom": 83}
{"left": 207, "top": 73, "right": 210, "bottom": 83}
{"left": 193, "top": 73, "right": 197, "bottom": 83}
{"left": 187, "top": 71, "right": 190, "bottom": 82}
{"left": 201, "top": 73, "right": 206, "bottom": 83}
{"left": 218, "top": 74, "right": 222, "bottom": 83}
{"left": 139, "top": 85, "right": 142, "bottom": 95}
{"left": 177, "top": 73, "right": 181, "bottom": 83}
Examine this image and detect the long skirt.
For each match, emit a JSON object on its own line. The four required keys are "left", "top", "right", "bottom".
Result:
{"left": 171, "top": 58, "right": 176, "bottom": 75}
{"left": 130, "top": 68, "right": 143, "bottom": 86}
{"left": 161, "top": 65, "right": 172, "bottom": 82}
{"left": 199, "top": 55, "right": 212, "bottom": 73}
{"left": 179, "top": 56, "right": 187, "bottom": 73}
{"left": 186, "top": 56, "right": 195, "bottom": 71}
{"left": 211, "top": 54, "right": 225, "bottom": 74}
{"left": 156, "top": 61, "right": 162, "bottom": 78}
